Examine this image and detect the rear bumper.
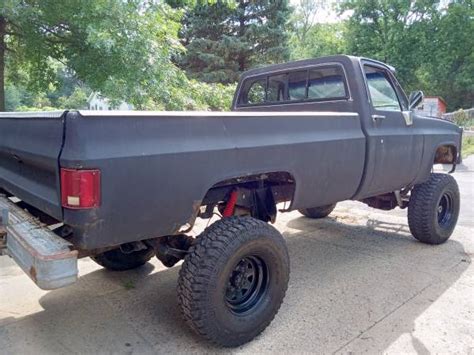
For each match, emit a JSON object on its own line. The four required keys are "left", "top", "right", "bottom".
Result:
{"left": 0, "top": 195, "right": 78, "bottom": 290}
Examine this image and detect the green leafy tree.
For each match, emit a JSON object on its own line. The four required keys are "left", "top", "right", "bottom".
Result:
{"left": 57, "top": 86, "right": 89, "bottom": 109}
{"left": 340, "top": 0, "right": 439, "bottom": 91}
{"left": 5, "top": 82, "right": 21, "bottom": 110}
{"left": 291, "top": 0, "right": 320, "bottom": 44}
{"left": 290, "top": 22, "right": 347, "bottom": 60}
{"left": 422, "top": 1, "right": 474, "bottom": 110}
{"left": 0, "top": 0, "right": 188, "bottom": 111}
{"left": 174, "top": 0, "right": 292, "bottom": 84}
{"left": 339, "top": 0, "right": 473, "bottom": 110}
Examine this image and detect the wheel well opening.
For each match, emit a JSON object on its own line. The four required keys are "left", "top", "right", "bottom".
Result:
{"left": 434, "top": 145, "right": 457, "bottom": 164}
{"left": 200, "top": 172, "right": 296, "bottom": 222}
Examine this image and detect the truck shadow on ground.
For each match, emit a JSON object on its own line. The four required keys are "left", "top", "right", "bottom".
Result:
{"left": 2, "top": 215, "right": 470, "bottom": 353}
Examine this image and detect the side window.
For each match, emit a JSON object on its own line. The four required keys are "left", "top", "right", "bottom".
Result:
{"left": 288, "top": 70, "right": 307, "bottom": 101}
{"left": 364, "top": 66, "right": 401, "bottom": 111}
{"left": 308, "top": 66, "right": 346, "bottom": 100}
{"left": 241, "top": 78, "right": 266, "bottom": 105}
{"left": 267, "top": 73, "right": 287, "bottom": 103}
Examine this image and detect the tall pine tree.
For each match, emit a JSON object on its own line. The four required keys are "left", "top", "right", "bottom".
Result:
{"left": 175, "top": 0, "right": 292, "bottom": 84}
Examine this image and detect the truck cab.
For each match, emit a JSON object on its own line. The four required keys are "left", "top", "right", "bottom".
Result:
{"left": 233, "top": 55, "right": 461, "bottom": 199}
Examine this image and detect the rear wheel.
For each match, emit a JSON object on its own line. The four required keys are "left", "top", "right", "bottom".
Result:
{"left": 298, "top": 203, "right": 336, "bottom": 219}
{"left": 408, "top": 173, "right": 460, "bottom": 245}
{"left": 177, "top": 216, "right": 289, "bottom": 347}
{"left": 91, "top": 246, "right": 155, "bottom": 271}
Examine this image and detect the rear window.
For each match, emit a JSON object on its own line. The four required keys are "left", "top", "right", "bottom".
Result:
{"left": 241, "top": 78, "right": 266, "bottom": 105}
{"left": 288, "top": 70, "right": 307, "bottom": 101}
{"left": 308, "top": 67, "right": 346, "bottom": 100}
{"left": 238, "top": 65, "right": 348, "bottom": 106}
{"left": 267, "top": 73, "right": 287, "bottom": 103}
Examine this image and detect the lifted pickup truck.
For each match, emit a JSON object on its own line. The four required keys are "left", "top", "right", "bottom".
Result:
{"left": 0, "top": 55, "right": 462, "bottom": 347}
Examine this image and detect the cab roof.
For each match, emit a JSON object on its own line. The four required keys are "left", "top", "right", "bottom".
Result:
{"left": 240, "top": 55, "right": 396, "bottom": 80}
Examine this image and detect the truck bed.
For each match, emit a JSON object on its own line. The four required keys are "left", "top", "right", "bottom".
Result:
{"left": 0, "top": 110, "right": 365, "bottom": 249}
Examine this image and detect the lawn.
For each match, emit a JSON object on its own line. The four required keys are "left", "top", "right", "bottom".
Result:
{"left": 462, "top": 136, "right": 474, "bottom": 158}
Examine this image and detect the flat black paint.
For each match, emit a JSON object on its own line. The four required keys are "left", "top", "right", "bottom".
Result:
{"left": 0, "top": 56, "right": 462, "bottom": 250}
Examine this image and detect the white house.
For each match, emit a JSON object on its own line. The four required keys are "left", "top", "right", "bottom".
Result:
{"left": 87, "top": 92, "right": 133, "bottom": 111}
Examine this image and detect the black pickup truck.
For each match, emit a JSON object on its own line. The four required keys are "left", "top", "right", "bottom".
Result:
{"left": 0, "top": 55, "right": 462, "bottom": 347}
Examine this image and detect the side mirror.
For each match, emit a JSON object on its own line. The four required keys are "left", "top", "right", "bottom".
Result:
{"left": 408, "top": 90, "right": 424, "bottom": 110}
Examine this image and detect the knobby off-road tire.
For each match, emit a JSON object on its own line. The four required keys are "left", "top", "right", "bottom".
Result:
{"left": 298, "top": 203, "right": 337, "bottom": 219}
{"left": 408, "top": 173, "right": 460, "bottom": 245}
{"left": 91, "top": 246, "right": 155, "bottom": 271}
{"left": 177, "top": 216, "right": 290, "bottom": 347}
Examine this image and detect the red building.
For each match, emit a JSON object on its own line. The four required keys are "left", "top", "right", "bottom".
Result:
{"left": 416, "top": 96, "right": 447, "bottom": 118}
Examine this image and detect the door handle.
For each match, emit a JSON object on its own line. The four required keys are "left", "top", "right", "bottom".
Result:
{"left": 372, "top": 114, "right": 386, "bottom": 122}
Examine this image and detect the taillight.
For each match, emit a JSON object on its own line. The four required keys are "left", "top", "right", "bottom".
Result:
{"left": 60, "top": 168, "right": 100, "bottom": 209}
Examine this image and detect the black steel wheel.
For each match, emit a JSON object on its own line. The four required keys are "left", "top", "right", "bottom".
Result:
{"left": 408, "top": 173, "right": 460, "bottom": 245}
{"left": 177, "top": 216, "right": 289, "bottom": 347}
{"left": 225, "top": 256, "right": 269, "bottom": 314}
{"left": 437, "top": 191, "right": 455, "bottom": 228}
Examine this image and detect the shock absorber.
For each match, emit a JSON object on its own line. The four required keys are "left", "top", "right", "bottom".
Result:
{"left": 222, "top": 189, "right": 239, "bottom": 217}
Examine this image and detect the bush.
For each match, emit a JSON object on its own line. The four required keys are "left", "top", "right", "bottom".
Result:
{"left": 451, "top": 109, "right": 470, "bottom": 127}
{"left": 158, "top": 80, "right": 236, "bottom": 111}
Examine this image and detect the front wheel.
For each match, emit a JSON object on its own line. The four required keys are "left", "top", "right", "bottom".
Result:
{"left": 298, "top": 203, "right": 336, "bottom": 219}
{"left": 177, "top": 216, "right": 289, "bottom": 347}
{"left": 408, "top": 173, "right": 460, "bottom": 245}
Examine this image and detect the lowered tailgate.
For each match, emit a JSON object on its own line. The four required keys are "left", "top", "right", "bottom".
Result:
{"left": 0, "top": 111, "right": 65, "bottom": 220}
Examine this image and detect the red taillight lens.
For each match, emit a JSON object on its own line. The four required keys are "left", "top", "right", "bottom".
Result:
{"left": 61, "top": 168, "right": 100, "bottom": 209}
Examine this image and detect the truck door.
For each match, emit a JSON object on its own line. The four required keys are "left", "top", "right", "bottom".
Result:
{"left": 360, "top": 63, "right": 423, "bottom": 197}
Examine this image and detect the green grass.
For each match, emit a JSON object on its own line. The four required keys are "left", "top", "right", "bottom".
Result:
{"left": 462, "top": 136, "right": 474, "bottom": 158}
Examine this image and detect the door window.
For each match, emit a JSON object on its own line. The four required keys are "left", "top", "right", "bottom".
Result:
{"left": 364, "top": 66, "right": 401, "bottom": 111}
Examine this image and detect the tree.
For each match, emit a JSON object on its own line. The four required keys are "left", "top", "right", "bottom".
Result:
{"left": 422, "top": 1, "right": 474, "bottom": 110}
{"left": 289, "top": 0, "right": 347, "bottom": 60}
{"left": 0, "top": 0, "right": 187, "bottom": 111}
{"left": 291, "top": 0, "right": 324, "bottom": 44}
{"left": 174, "top": 0, "right": 292, "bottom": 84}
{"left": 340, "top": 0, "right": 439, "bottom": 91}
{"left": 340, "top": 0, "right": 473, "bottom": 110}
{"left": 57, "top": 87, "right": 89, "bottom": 109}
{"left": 0, "top": 16, "right": 7, "bottom": 111}
{"left": 290, "top": 22, "right": 347, "bottom": 60}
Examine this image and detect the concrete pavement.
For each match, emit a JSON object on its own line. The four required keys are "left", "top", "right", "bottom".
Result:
{"left": 0, "top": 158, "right": 473, "bottom": 354}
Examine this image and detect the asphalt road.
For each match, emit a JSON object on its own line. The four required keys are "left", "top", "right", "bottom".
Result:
{"left": 0, "top": 158, "right": 473, "bottom": 354}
